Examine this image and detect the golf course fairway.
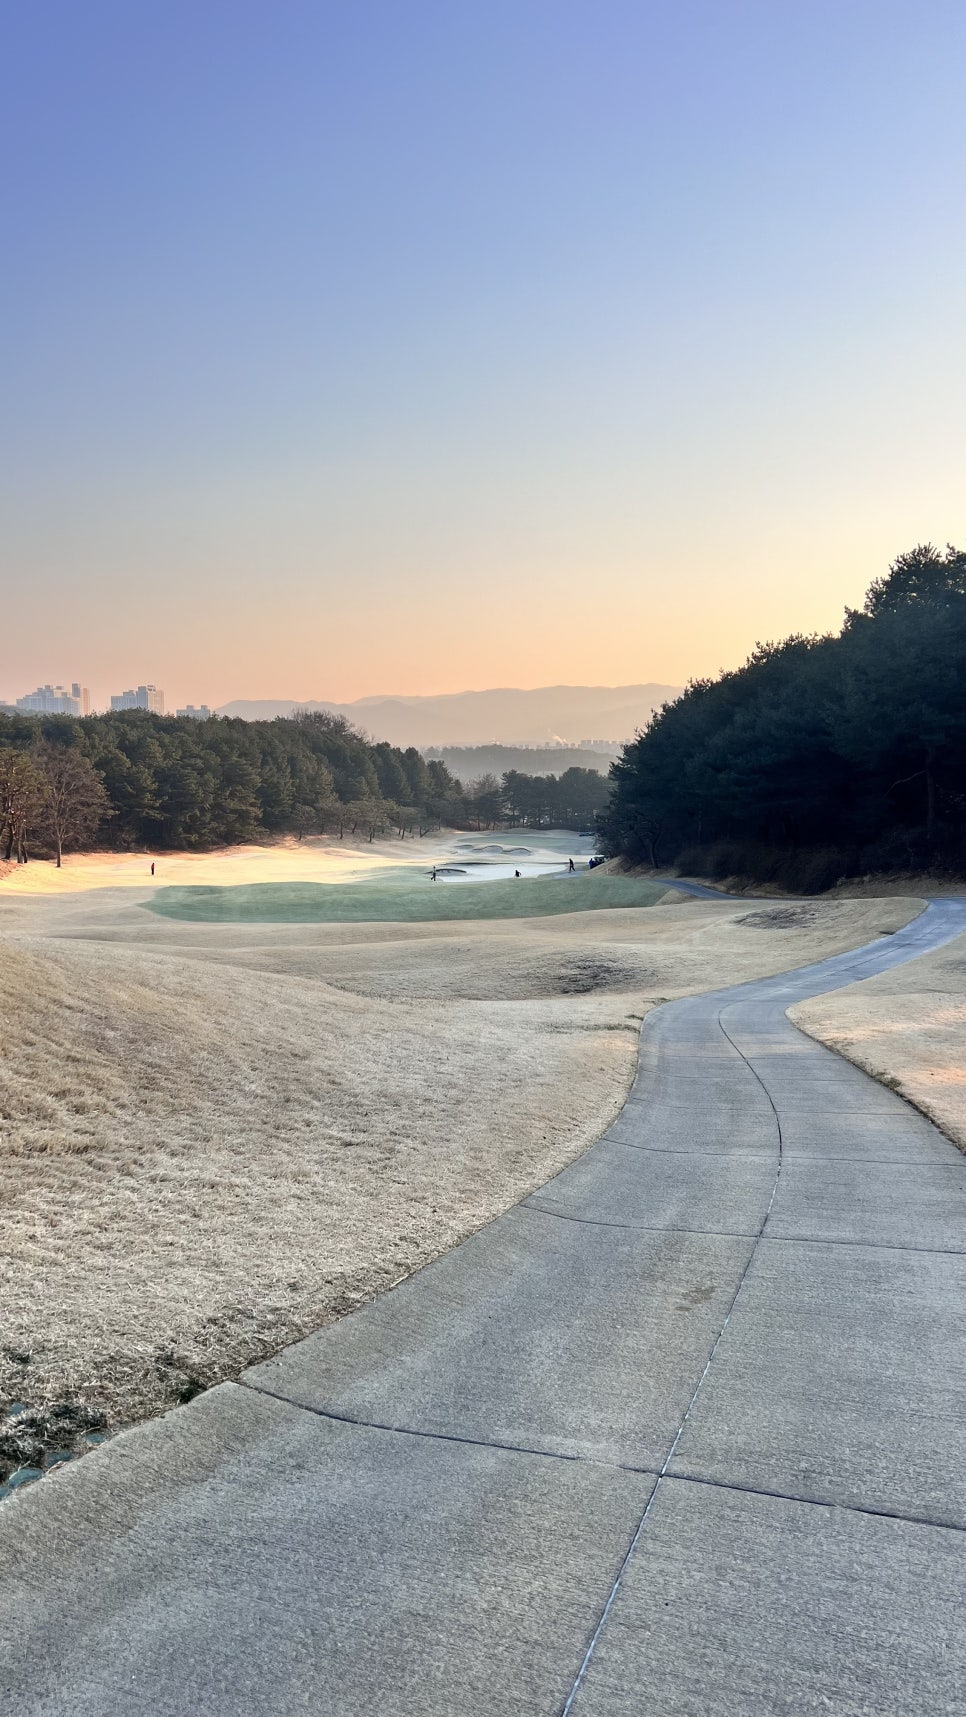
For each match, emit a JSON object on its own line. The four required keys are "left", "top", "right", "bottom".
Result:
{"left": 145, "top": 873, "right": 669, "bottom": 923}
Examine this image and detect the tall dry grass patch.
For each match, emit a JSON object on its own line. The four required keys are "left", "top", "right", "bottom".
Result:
{"left": 1, "top": 935, "right": 639, "bottom": 1432}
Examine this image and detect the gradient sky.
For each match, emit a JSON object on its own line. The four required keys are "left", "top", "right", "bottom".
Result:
{"left": 3, "top": 1, "right": 965, "bottom": 711}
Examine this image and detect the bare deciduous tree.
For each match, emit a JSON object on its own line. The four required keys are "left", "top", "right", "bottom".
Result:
{"left": 32, "top": 743, "right": 112, "bottom": 867}
{"left": 0, "top": 749, "right": 42, "bottom": 864}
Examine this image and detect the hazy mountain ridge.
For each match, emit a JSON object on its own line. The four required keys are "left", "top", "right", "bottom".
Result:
{"left": 216, "top": 684, "right": 681, "bottom": 746}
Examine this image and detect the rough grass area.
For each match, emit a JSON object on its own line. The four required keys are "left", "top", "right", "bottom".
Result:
{"left": 790, "top": 929, "right": 966, "bottom": 1151}
{"left": 146, "top": 873, "right": 667, "bottom": 923}
{"left": 0, "top": 935, "right": 643, "bottom": 1475}
{"left": 0, "top": 887, "right": 923, "bottom": 1475}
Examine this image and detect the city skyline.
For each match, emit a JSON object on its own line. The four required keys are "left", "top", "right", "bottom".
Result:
{"left": 1, "top": 676, "right": 667, "bottom": 744}
{"left": 109, "top": 684, "right": 165, "bottom": 715}
{"left": 12, "top": 682, "right": 91, "bottom": 718}
{"left": 7, "top": 683, "right": 204, "bottom": 722}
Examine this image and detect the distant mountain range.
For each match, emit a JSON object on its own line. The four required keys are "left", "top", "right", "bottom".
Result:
{"left": 216, "top": 684, "right": 681, "bottom": 747}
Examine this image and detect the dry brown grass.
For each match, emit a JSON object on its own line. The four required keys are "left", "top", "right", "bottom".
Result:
{"left": 0, "top": 876, "right": 923, "bottom": 1465}
{"left": 790, "top": 930, "right": 966, "bottom": 1151}
{"left": 1, "top": 936, "right": 641, "bottom": 1434}
{"left": 0, "top": 834, "right": 408, "bottom": 895}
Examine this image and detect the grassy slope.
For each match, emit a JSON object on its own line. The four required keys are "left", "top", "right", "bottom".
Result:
{"left": 146, "top": 873, "right": 667, "bottom": 923}
{"left": 790, "top": 929, "right": 966, "bottom": 1151}
{"left": 1, "top": 891, "right": 922, "bottom": 1476}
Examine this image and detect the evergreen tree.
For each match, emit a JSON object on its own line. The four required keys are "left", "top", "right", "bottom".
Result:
{"left": 602, "top": 543, "right": 966, "bottom": 887}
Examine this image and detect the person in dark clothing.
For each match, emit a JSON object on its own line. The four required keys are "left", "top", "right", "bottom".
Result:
{"left": 150, "top": 862, "right": 155, "bottom": 877}
{"left": 568, "top": 858, "right": 575, "bottom": 872}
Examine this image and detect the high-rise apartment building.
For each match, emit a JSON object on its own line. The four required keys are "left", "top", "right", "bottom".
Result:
{"left": 16, "top": 682, "right": 89, "bottom": 716}
{"left": 110, "top": 684, "right": 165, "bottom": 714}
{"left": 175, "top": 704, "right": 211, "bottom": 720}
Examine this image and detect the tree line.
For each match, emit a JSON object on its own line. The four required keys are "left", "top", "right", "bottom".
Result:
{"left": 0, "top": 710, "right": 466, "bottom": 863}
{"left": 0, "top": 707, "right": 609, "bottom": 864}
{"left": 500, "top": 767, "right": 610, "bottom": 828}
{"left": 450, "top": 767, "right": 609, "bottom": 830}
{"left": 601, "top": 543, "right": 966, "bottom": 891}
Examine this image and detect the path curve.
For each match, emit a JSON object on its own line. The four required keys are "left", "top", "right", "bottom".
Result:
{"left": 652, "top": 874, "right": 757, "bottom": 899}
{"left": 4, "top": 902, "right": 966, "bottom": 1714}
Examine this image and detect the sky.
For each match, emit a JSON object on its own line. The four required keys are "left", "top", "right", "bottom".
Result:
{"left": 3, "top": 1, "right": 965, "bottom": 711}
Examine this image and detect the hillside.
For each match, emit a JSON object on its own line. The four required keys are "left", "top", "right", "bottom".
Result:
{"left": 216, "top": 684, "right": 681, "bottom": 746}
{"left": 0, "top": 875, "right": 917, "bottom": 1455}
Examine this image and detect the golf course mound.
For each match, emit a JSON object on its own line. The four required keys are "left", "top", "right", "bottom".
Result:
{"left": 146, "top": 874, "right": 668, "bottom": 924}
{"left": 1, "top": 882, "right": 923, "bottom": 1462}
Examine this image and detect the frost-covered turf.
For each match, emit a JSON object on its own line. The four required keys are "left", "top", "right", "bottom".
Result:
{"left": 1, "top": 890, "right": 921, "bottom": 1459}
{"left": 146, "top": 874, "right": 668, "bottom": 923}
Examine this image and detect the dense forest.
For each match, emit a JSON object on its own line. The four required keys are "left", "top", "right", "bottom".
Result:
{"left": 501, "top": 768, "right": 609, "bottom": 828}
{"left": 0, "top": 707, "right": 608, "bottom": 863}
{"left": 601, "top": 544, "right": 966, "bottom": 891}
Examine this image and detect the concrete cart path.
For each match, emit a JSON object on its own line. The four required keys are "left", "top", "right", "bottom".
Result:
{"left": 652, "top": 874, "right": 760, "bottom": 899}
{"left": 4, "top": 902, "right": 966, "bottom": 1715}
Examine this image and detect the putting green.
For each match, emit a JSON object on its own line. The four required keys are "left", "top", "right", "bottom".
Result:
{"left": 145, "top": 874, "right": 667, "bottom": 924}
